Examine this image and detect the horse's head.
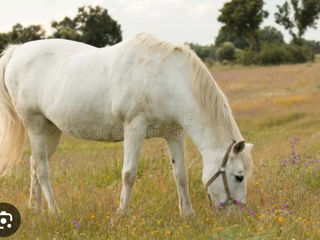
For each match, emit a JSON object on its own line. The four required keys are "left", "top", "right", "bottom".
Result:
{"left": 204, "top": 140, "right": 253, "bottom": 207}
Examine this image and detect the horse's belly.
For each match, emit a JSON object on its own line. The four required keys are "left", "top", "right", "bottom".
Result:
{"left": 55, "top": 115, "right": 179, "bottom": 142}
{"left": 59, "top": 121, "right": 124, "bottom": 142}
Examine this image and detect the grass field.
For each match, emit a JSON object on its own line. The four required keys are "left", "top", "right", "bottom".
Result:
{"left": 1, "top": 62, "right": 320, "bottom": 239}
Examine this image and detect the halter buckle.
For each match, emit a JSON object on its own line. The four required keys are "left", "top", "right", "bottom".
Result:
{"left": 219, "top": 167, "right": 225, "bottom": 172}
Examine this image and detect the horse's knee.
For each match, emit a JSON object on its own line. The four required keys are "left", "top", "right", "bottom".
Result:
{"left": 175, "top": 173, "right": 188, "bottom": 188}
{"left": 122, "top": 171, "right": 136, "bottom": 187}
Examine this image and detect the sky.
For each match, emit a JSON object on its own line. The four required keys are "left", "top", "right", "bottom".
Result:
{"left": 0, "top": 0, "right": 319, "bottom": 45}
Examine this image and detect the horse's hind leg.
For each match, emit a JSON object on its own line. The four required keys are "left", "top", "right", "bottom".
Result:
{"left": 117, "top": 118, "right": 145, "bottom": 216}
{"left": 29, "top": 123, "right": 61, "bottom": 212}
{"left": 166, "top": 132, "right": 194, "bottom": 217}
{"left": 28, "top": 156, "right": 42, "bottom": 212}
{"left": 27, "top": 116, "right": 61, "bottom": 214}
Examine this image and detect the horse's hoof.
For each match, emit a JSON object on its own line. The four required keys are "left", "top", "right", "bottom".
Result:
{"left": 28, "top": 203, "right": 41, "bottom": 214}
{"left": 181, "top": 209, "right": 195, "bottom": 219}
{"left": 49, "top": 206, "right": 61, "bottom": 215}
{"left": 116, "top": 207, "right": 129, "bottom": 217}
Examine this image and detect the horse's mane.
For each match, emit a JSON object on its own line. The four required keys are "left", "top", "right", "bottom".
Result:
{"left": 130, "top": 33, "right": 252, "bottom": 174}
{"left": 132, "top": 33, "right": 252, "bottom": 175}
{"left": 131, "top": 33, "right": 243, "bottom": 142}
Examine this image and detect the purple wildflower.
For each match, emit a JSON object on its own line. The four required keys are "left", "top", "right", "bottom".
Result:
{"left": 220, "top": 202, "right": 225, "bottom": 207}
{"left": 249, "top": 210, "right": 255, "bottom": 216}
{"left": 284, "top": 202, "right": 289, "bottom": 208}
{"left": 235, "top": 200, "right": 241, "bottom": 205}
{"left": 77, "top": 223, "right": 81, "bottom": 229}
{"left": 282, "top": 159, "right": 287, "bottom": 166}
{"left": 72, "top": 220, "right": 76, "bottom": 224}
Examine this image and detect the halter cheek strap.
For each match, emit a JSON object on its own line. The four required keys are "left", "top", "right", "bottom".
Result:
{"left": 204, "top": 139, "right": 236, "bottom": 206}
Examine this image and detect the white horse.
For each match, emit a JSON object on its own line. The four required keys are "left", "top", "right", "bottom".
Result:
{"left": 0, "top": 33, "right": 253, "bottom": 217}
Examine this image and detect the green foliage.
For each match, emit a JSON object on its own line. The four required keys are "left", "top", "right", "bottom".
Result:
{"left": 286, "top": 43, "right": 315, "bottom": 63}
{"left": 51, "top": 5, "right": 122, "bottom": 47}
{"left": 256, "top": 43, "right": 315, "bottom": 65}
{"left": 218, "top": 0, "right": 268, "bottom": 51}
{"left": 9, "top": 23, "right": 46, "bottom": 43}
{"left": 257, "top": 26, "right": 284, "bottom": 44}
{"left": 187, "top": 42, "right": 216, "bottom": 61}
{"left": 51, "top": 17, "right": 80, "bottom": 41}
{"left": 0, "top": 33, "right": 10, "bottom": 52}
{"left": 215, "top": 28, "right": 249, "bottom": 49}
{"left": 235, "top": 49, "right": 257, "bottom": 65}
{"left": 0, "top": 23, "right": 46, "bottom": 53}
{"left": 275, "top": 0, "right": 320, "bottom": 42}
{"left": 216, "top": 42, "right": 236, "bottom": 62}
{"left": 256, "top": 43, "right": 289, "bottom": 65}
{"left": 216, "top": 26, "right": 284, "bottom": 52}
{"left": 301, "top": 39, "right": 320, "bottom": 54}
{"left": 218, "top": 0, "right": 269, "bottom": 36}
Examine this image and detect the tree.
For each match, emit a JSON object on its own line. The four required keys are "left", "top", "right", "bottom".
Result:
{"left": 216, "top": 42, "right": 236, "bottom": 62}
{"left": 0, "top": 33, "right": 10, "bottom": 52}
{"left": 275, "top": 0, "right": 320, "bottom": 43}
{"left": 257, "top": 26, "right": 284, "bottom": 44}
{"left": 9, "top": 23, "right": 46, "bottom": 43}
{"left": 215, "top": 28, "right": 249, "bottom": 49}
{"left": 51, "top": 5, "right": 122, "bottom": 47}
{"left": 51, "top": 17, "right": 80, "bottom": 41}
{"left": 186, "top": 43, "right": 215, "bottom": 61}
{"left": 300, "top": 39, "right": 320, "bottom": 53}
{"left": 0, "top": 23, "right": 45, "bottom": 53}
{"left": 218, "top": 0, "right": 268, "bottom": 51}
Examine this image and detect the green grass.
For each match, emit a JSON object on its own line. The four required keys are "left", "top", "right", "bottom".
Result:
{"left": 1, "top": 62, "right": 320, "bottom": 239}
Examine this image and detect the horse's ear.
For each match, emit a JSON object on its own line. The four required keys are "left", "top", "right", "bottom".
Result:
{"left": 233, "top": 141, "right": 246, "bottom": 155}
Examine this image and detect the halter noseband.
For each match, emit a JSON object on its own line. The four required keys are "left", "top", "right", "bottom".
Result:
{"left": 204, "top": 139, "right": 236, "bottom": 206}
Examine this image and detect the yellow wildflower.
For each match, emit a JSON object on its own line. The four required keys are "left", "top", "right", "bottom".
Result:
{"left": 278, "top": 217, "right": 283, "bottom": 223}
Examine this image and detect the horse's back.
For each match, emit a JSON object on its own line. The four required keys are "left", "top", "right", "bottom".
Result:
{"left": 4, "top": 35, "right": 198, "bottom": 141}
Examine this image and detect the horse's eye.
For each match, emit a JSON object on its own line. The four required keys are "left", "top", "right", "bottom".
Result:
{"left": 235, "top": 175, "right": 244, "bottom": 182}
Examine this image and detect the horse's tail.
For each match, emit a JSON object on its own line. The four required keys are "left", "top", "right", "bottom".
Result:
{"left": 0, "top": 45, "right": 26, "bottom": 176}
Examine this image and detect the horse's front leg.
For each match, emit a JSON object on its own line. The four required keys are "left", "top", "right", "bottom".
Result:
{"left": 166, "top": 133, "right": 195, "bottom": 217}
{"left": 117, "top": 118, "right": 145, "bottom": 216}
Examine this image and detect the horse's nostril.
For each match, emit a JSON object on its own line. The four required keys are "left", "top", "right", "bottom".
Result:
{"left": 235, "top": 175, "right": 244, "bottom": 182}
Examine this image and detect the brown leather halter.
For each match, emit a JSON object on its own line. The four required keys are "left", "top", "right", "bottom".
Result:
{"left": 204, "top": 140, "right": 236, "bottom": 206}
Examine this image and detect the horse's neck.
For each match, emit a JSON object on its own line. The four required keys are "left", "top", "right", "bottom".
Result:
{"left": 185, "top": 116, "right": 234, "bottom": 150}
{"left": 184, "top": 116, "right": 235, "bottom": 181}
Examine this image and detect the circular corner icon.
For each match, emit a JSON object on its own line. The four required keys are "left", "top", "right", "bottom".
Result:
{"left": 0, "top": 202, "right": 21, "bottom": 237}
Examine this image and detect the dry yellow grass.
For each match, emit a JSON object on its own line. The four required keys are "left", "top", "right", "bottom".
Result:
{"left": 1, "top": 62, "right": 320, "bottom": 239}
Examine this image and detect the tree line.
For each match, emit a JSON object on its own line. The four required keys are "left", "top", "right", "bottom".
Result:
{"left": 1, "top": 1, "right": 320, "bottom": 66}
{"left": 188, "top": 0, "right": 320, "bottom": 65}
{"left": 0, "top": 6, "right": 122, "bottom": 52}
